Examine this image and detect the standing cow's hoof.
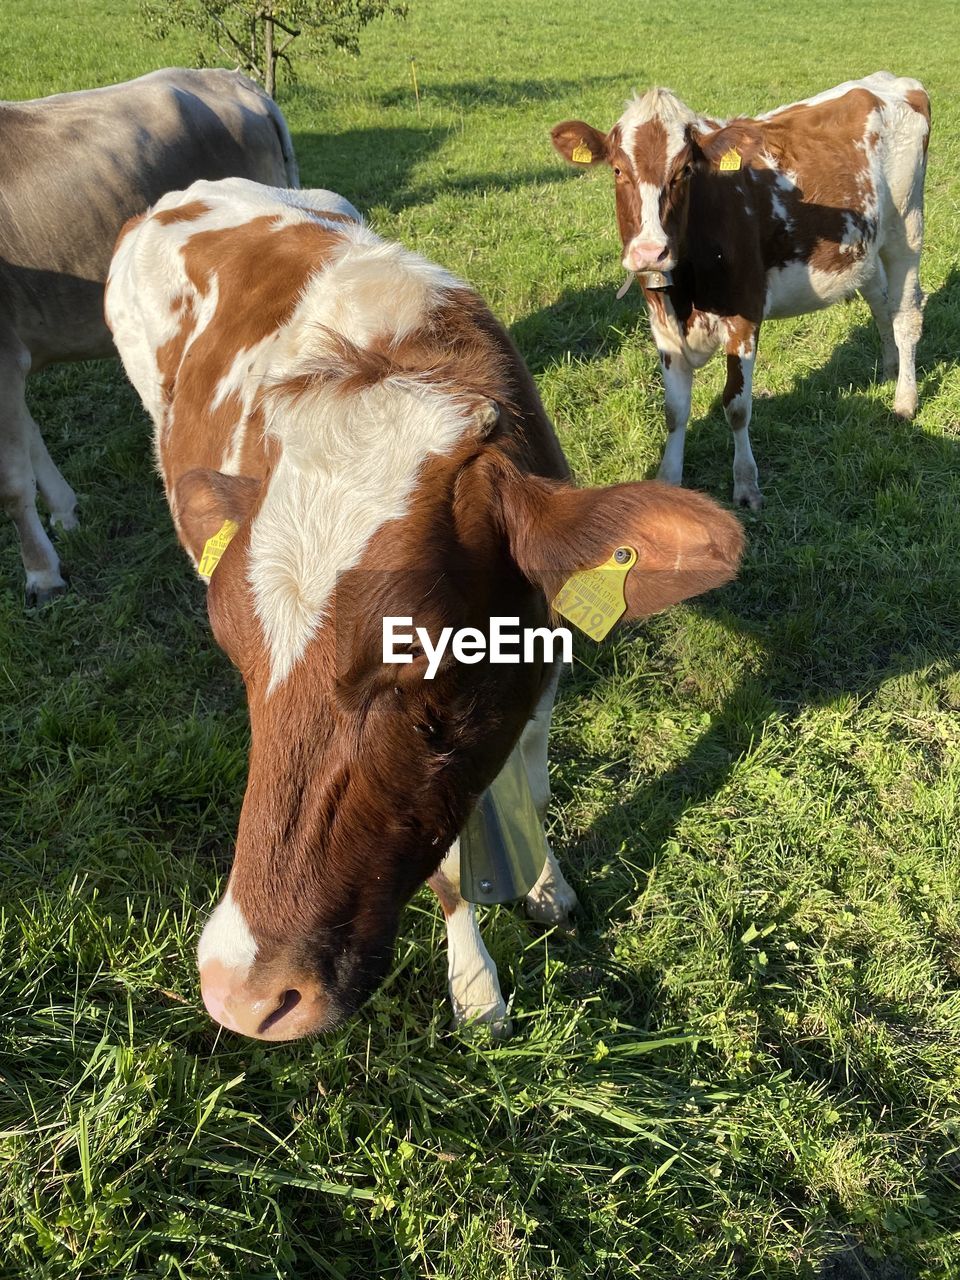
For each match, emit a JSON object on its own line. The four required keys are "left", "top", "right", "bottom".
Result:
{"left": 525, "top": 880, "right": 579, "bottom": 928}
{"left": 893, "top": 395, "right": 918, "bottom": 420}
{"left": 25, "top": 576, "right": 68, "bottom": 609}
{"left": 733, "top": 482, "right": 764, "bottom": 511}
{"left": 524, "top": 850, "right": 579, "bottom": 928}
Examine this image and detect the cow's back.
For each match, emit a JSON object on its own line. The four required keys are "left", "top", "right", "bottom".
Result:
{"left": 107, "top": 179, "right": 363, "bottom": 443}
{"left": 758, "top": 73, "right": 929, "bottom": 221}
{"left": 107, "top": 180, "right": 570, "bottom": 544}
{"left": 0, "top": 68, "right": 297, "bottom": 368}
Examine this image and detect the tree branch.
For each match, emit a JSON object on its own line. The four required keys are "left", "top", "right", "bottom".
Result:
{"left": 269, "top": 15, "right": 301, "bottom": 37}
{"left": 213, "top": 35, "right": 258, "bottom": 75}
{"left": 210, "top": 11, "right": 254, "bottom": 62}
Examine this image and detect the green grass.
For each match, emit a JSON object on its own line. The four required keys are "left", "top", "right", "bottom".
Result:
{"left": 2, "top": 1, "right": 960, "bottom": 1276}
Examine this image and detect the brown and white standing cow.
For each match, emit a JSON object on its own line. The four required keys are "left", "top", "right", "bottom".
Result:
{"left": 1, "top": 68, "right": 298, "bottom": 604}
{"left": 106, "top": 178, "right": 744, "bottom": 1040}
{"left": 552, "top": 72, "right": 930, "bottom": 508}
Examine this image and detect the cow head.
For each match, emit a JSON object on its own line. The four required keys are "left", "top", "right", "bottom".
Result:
{"left": 181, "top": 433, "right": 743, "bottom": 1042}
{"left": 552, "top": 89, "right": 750, "bottom": 276}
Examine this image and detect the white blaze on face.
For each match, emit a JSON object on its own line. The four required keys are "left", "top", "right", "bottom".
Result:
{"left": 246, "top": 221, "right": 477, "bottom": 693}
{"left": 196, "top": 886, "right": 266, "bottom": 1036}
{"left": 615, "top": 87, "right": 704, "bottom": 272}
{"left": 197, "top": 884, "right": 257, "bottom": 976}
{"left": 637, "top": 180, "right": 671, "bottom": 254}
{"left": 251, "top": 373, "right": 475, "bottom": 692}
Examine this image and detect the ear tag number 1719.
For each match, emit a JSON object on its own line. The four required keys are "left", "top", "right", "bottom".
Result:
{"left": 552, "top": 546, "right": 637, "bottom": 641}
{"left": 198, "top": 519, "right": 238, "bottom": 578}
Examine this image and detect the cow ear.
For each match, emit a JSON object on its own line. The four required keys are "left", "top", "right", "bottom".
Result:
{"left": 551, "top": 120, "right": 610, "bottom": 167}
{"left": 693, "top": 121, "right": 767, "bottom": 169}
{"left": 489, "top": 457, "right": 744, "bottom": 621}
{"left": 173, "top": 468, "right": 262, "bottom": 565}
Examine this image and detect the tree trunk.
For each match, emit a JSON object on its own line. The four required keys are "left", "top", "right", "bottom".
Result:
{"left": 264, "top": 6, "right": 275, "bottom": 99}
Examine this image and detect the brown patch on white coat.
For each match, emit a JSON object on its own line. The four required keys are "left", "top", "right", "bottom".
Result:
{"left": 105, "top": 177, "right": 745, "bottom": 1040}
{"left": 552, "top": 72, "right": 930, "bottom": 508}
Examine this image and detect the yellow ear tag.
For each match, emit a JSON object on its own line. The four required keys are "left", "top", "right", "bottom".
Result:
{"left": 571, "top": 140, "right": 593, "bottom": 164}
{"left": 718, "top": 148, "right": 742, "bottom": 171}
{"left": 197, "top": 519, "right": 239, "bottom": 578}
{"left": 552, "top": 546, "right": 638, "bottom": 641}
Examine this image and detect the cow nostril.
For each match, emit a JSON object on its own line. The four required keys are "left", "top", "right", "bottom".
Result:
{"left": 257, "top": 987, "right": 302, "bottom": 1035}
{"left": 657, "top": 245, "right": 670, "bottom": 263}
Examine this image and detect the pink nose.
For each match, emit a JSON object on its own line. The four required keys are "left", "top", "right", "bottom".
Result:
{"left": 624, "top": 240, "right": 673, "bottom": 272}
{"left": 199, "top": 958, "right": 328, "bottom": 1041}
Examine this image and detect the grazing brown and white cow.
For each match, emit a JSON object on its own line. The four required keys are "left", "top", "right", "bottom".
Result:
{"left": 552, "top": 72, "right": 930, "bottom": 508}
{"left": 106, "top": 178, "right": 744, "bottom": 1039}
{"left": 1, "top": 68, "right": 298, "bottom": 604}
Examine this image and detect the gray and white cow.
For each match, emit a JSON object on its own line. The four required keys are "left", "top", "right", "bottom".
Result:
{"left": 0, "top": 68, "right": 299, "bottom": 603}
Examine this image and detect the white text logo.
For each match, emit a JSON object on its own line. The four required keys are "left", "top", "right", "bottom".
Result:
{"left": 382, "top": 616, "right": 573, "bottom": 679}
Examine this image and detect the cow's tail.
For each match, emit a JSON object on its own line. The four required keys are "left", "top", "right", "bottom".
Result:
{"left": 264, "top": 93, "right": 300, "bottom": 189}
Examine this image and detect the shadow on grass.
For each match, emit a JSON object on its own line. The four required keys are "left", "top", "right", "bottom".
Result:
{"left": 551, "top": 269, "right": 960, "bottom": 1075}
{"left": 558, "top": 267, "right": 960, "bottom": 875}
{"left": 512, "top": 281, "right": 647, "bottom": 373}
{"left": 281, "top": 71, "right": 629, "bottom": 116}
{"left": 527, "top": 271, "right": 960, "bottom": 1277}
{"left": 293, "top": 124, "right": 571, "bottom": 214}
{"left": 367, "top": 73, "right": 631, "bottom": 111}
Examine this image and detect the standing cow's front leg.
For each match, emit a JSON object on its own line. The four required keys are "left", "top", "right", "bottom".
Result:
{"left": 655, "top": 350, "right": 694, "bottom": 487}
{"left": 427, "top": 663, "right": 574, "bottom": 1032}
{"left": 0, "top": 344, "right": 71, "bottom": 605}
{"left": 429, "top": 841, "right": 509, "bottom": 1036}
{"left": 520, "top": 663, "right": 578, "bottom": 925}
{"left": 723, "top": 328, "right": 763, "bottom": 510}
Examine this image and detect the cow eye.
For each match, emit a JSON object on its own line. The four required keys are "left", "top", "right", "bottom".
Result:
{"left": 414, "top": 713, "right": 444, "bottom": 746}
{"left": 613, "top": 165, "right": 622, "bottom": 176}
{"left": 401, "top": 689, "right": 445, "bottom": 746}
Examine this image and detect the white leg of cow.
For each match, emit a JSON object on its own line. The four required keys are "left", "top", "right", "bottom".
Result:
{"left": 520, "top": 665, "right": 578, "bottom": 925}
{"left": 0, "top": 349, "right": 68, "bottom": 604}
{"left": 860, "top": 264, "right": 899, "bottom": 381}
{"left": 656, "top": 352, "right": 693, "bottom": 486}
{"left": 428, "top": 841, "right": 509, "bottom": 1035}
{"left": 723, "top": 342, "right": 763, "bottom": 510}
{"left": 29, "top": 418, "right": 78, "bottom": 530}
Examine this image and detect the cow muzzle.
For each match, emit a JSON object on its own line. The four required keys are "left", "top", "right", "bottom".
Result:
{"left": 623, "top": 238, "right": 675, "bottom": 274}
{"left": 199, "top": 958, "right": 332, "bottom": 1041}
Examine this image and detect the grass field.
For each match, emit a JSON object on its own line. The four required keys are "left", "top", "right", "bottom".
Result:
{"left": 2, "top": 1, "right": 960, "bottom": 1276}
